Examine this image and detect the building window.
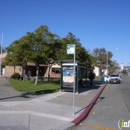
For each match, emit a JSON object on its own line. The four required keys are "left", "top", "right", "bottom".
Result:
{"left": 52, "top": 68, "right": 60, "bottom": 74}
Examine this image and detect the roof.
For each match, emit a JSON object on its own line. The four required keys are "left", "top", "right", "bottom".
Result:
{"left": 60, "top": 60, "right": 93, "bottom": 69}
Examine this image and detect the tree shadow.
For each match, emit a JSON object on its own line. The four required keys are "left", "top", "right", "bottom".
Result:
{"left": 0, "top": 89, "right": 60, "bottom": 101}
{"left": 33, "top": 88, "right": 60, "bottom": 94}
{"left": 78, "top": 80, "right": 105, "bottom": 94}
{"left": 29, "top": 81, "right": 60, "bottom": 85}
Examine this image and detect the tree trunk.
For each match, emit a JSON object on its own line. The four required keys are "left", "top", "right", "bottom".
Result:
{"left": 22, "top": 62, "right": 27, "bottom": 81}
{"left": 23, "top": 69, "right": 26, "bottom": 81}
{"left": 35, "top": 64, "right": 39, "bottom": 85}
{"left": 48, "top": 65, "right": 52, "bottom": 82}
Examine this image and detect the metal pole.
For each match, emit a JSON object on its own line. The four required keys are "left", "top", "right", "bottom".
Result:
{"left": 0, "top": 32, "right": 3, "bottom": 77}
{"left": 73, "top": 44, "right": 76, "bottom": 115}
{"left": 107, "top": 51, "right": 108, "bottom": 75}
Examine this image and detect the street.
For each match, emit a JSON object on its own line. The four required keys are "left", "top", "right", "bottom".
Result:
{"left": 72, "top": 75, "right": 130, "bottom": 130}
{"left": 119, "top": 75, "right": 130, "bottom": 113}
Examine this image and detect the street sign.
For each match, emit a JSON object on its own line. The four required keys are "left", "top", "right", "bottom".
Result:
{"left": 67, "top": 44, "right": 75, "bottom": 54}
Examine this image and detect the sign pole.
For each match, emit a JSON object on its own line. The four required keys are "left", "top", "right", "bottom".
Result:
{"left": 67, "top": 44, "right": 76, "bottom": 115}
{"left": 73, "top": 44, "right": 76, "bottom": 115}
{"left": 0, "top": 32, "right": 3, "bottom": 77}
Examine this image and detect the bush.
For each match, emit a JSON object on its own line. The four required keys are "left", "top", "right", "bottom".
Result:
{"left": 10, "top": 73, "right": 20, "bottom": 80}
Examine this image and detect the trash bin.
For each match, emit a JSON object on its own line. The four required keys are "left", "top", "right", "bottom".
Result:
{"left": 101, "top": 76, "right": 104, "bottom": 84}
{"left": 82, "top": 78, "right": 87, "bottom": 87}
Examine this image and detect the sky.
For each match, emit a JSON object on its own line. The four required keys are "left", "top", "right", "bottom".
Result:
{"left": 0, "top": 0, "right": 130, "bottom": 66}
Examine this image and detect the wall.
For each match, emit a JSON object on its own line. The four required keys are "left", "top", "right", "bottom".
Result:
{"left": 44, "top": 64, "right": 61, "bottom": 78}
{"left": 93, "top": 67, "right": 100, "bottom": 76}
{"left": 0, "top": 52, "right": 61, "bottom": 78}
{"left": 4, "top": 66, "right": 22, "bottom": 77}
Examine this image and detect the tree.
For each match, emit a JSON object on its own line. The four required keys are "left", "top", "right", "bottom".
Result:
{"left": 92, "top": 47, "right": 113, "bottom": 75}
{"left": 4, "top": 25, "right": 95, "bottom": 84}
{"left": 16, "top": 35, "right": 33, "bottom": 81}
{"left": 26, "top": 25, "right": 62, "bottom": 84}
{"left": 108, "top": 60, "right": 118, "bottom": 73}
{"left": 59, "top": 32, "right": 92, "bottom": 65}
{"left": 45, "top": 38, "right": 62, "bottom": 81}
{"left": 4, "top": 35, "right": 32, "bottom": 80}
{"left": 3, "top": 25, "right": 61, "bottom": 84}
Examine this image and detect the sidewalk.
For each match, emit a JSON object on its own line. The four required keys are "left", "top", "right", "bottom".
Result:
{"left": 0, "top": 78, "right": 104, "bottom": 130}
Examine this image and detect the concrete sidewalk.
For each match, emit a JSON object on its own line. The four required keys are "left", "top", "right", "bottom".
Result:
{"left": 0, "top": 78, "right": 104, "bottom": 130}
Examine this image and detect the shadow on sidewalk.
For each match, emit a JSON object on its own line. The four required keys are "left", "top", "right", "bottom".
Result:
{"left": 0, "top": 90, "right": 54, "bottom": 101}
{"left": 78, "top": 80, "right": 103, "bottom": 94}
{"left": 0, "top": 93, "right": 34, "bottom": 101}
{"left": 75, "top": 96, "right": 105, "bottom": 114}
{"left": 78, "top": 85, "right": 100, "bottom": 94}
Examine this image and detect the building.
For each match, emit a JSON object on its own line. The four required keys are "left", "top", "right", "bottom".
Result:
{"left": 0, "top": 53, "right": 60, "bottom": 78}
{"left": 93, "top": 67, "right": 100, "bottom": 76}
{"left": 120, "top": 63, "right": 124, "bottom": 72}
{"left": 0, "top": 53, "right": 6, "bottom": 76}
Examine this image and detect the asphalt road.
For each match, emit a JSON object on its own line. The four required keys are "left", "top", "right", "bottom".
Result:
{"left": 119, "top": 75, "right": 130, "bottom": 113}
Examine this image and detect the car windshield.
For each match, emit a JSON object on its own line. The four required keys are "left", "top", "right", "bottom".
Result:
{"left": 110, "top": 75, "right": 119, "bottom": 77}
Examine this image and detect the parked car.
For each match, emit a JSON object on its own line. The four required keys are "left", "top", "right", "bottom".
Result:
{"left": 109, "top": 74, "right": 123, "bottom": 84}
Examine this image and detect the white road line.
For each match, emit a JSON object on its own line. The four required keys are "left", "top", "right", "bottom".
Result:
{"left": 0, "top": 111, "right": 73, "bottom": 122}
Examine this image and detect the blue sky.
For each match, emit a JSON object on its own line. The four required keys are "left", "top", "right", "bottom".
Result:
{"left": 0, "top": 0, "right": 130, "bottom": 66}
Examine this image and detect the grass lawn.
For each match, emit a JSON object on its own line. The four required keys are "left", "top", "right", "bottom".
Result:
{"left": 94, "top": 76, "right": 102, "bottom": 80}
{"left": 9, "top": 79, "right": 60, "bottom": 94}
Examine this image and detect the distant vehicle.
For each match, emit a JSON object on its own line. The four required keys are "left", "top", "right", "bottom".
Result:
{"left": 104, "top": 75, "right": 110, "bottom": 83}
{"left": 109, "top": 74, "right": 123, "bottom": 84}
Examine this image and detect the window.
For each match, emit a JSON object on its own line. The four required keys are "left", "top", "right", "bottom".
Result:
{"left": 52, "top": 68, "right": 60, "bottom": 74}
{"left": 110, "top": 74, "right": 119, "bottom": 77}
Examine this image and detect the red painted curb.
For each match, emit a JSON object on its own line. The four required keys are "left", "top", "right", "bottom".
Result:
{"left": 71, "top": 84, "right": 107, "bottom": 125}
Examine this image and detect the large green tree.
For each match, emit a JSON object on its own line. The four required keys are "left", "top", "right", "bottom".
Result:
{"left": 4, "top": 25, "right": 95, "bottom": 84}
{"left": 29, "top": 25, "right": 62, "bottom": 84}
{"left": 4, "top": 25, "right": 61, "bottom": 84}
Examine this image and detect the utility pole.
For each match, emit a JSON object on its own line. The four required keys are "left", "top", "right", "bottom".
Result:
{"left": 106, "top": 51, "right": 108, "bottom": 75}
{"left": 0, "top": 32, "right": 3, "bottom": 77}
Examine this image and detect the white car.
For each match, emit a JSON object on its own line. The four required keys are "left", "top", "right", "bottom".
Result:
{"left": 109, "top": 74, "right": 123, "bottom": 84}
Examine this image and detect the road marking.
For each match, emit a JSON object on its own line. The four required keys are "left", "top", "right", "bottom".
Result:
{"left": 83, "top": 124, "right": 118, "bottom": 130}
{"left": 0, "top": 111, "right": 73, "bottom": 122}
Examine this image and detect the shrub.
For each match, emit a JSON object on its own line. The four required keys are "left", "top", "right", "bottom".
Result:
{"left": 10, "top": 73, "right": 20, "bottom": 80}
